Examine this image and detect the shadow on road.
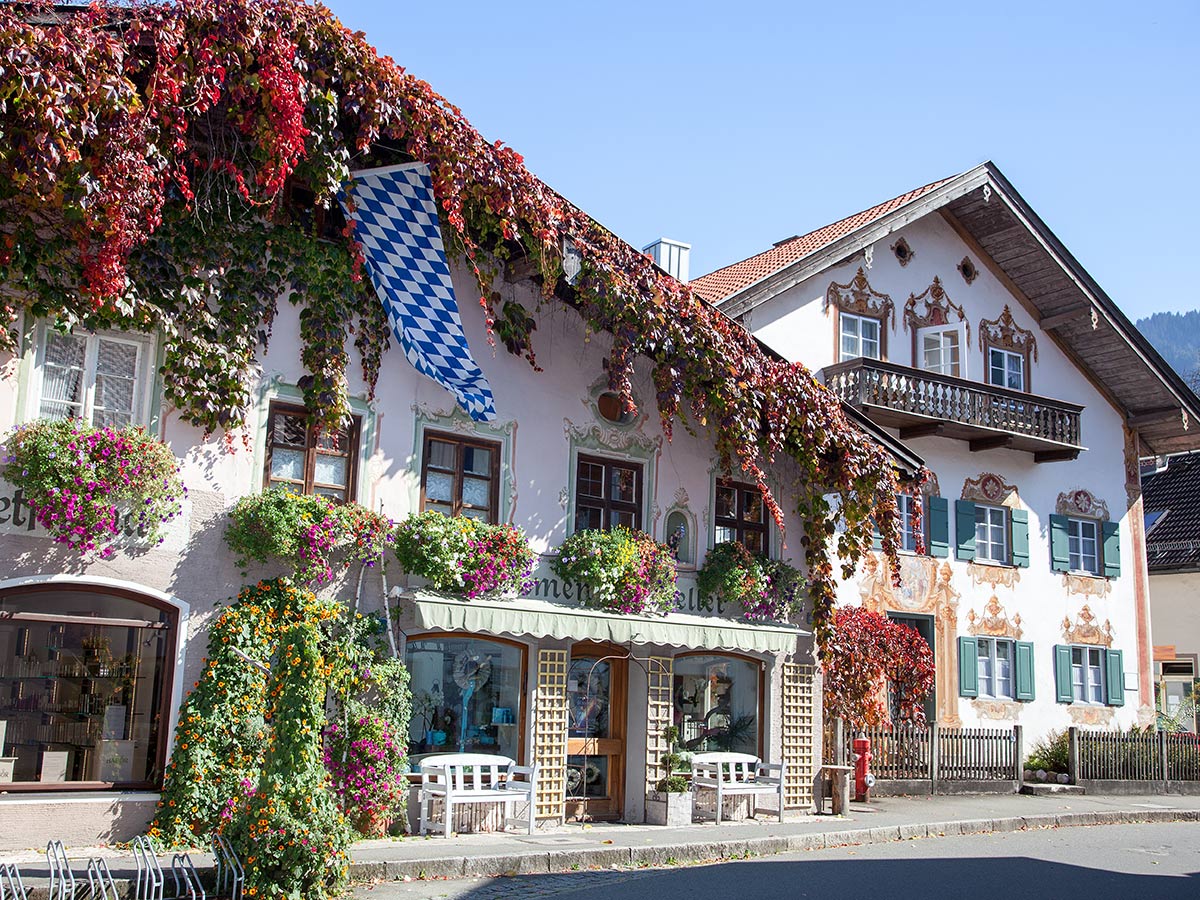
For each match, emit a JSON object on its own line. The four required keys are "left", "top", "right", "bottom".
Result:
{"left": 440, "top": 855, "right": 1200, "bottom": 900}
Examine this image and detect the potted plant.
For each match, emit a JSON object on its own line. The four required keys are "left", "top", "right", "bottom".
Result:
{"left": 697, "top": 542, "right": 806, "bottom": 623}
{"left": 645, "top": 726, "right": 693, "bottom": 826}
{"left": 552, "top": 527, "right": 677, "bottom": 616}
{"left": 391, "top": 511, "right": 535, "bottom": 598}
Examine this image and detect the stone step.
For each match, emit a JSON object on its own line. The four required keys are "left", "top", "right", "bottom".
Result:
{"left": 1019, "top": 783, "right": 1086, "bottom": 796}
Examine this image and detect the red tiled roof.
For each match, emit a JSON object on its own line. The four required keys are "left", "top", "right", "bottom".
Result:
{"left": 690, "top": 176, "right": 957, "bottom": 303}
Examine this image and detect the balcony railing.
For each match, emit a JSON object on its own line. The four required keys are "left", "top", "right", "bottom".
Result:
{"left": 823, "top": 358, "right": 1084, "bottom": 459}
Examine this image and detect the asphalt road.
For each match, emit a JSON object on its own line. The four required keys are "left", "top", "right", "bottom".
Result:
{"left": 353, "top": 822, "right": 1200, "bottom": 900}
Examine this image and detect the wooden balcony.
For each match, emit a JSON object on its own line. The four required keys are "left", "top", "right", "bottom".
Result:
{"left": 823, "top": 358, "right": 1085, "bottom": 461}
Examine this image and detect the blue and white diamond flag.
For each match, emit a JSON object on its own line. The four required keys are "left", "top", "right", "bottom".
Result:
{"left": 343, "top": 162, "right": 496, "bottom": 421}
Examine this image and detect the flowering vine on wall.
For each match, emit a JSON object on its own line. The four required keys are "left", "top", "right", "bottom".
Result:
{"left": 0, "top": 0, "right": 912, "bottom": 646}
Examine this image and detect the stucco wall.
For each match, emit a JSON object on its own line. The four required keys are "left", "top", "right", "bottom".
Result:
{"left": 1150, "top": 571, "right": 1200, "bottom": 658}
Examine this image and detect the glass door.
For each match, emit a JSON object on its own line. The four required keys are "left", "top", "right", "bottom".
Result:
{"left": 565, "top": 645, "right": 626, "bottom": 821}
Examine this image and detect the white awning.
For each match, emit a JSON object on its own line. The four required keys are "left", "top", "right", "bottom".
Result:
{"left": 401, "top": 592, "right": 807, "bottom": 656}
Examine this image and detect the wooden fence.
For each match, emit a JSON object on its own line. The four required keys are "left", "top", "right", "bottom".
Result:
{"left": 1074, "top": 728, "right": 1200, "bottom": 782}
{"left": 828, "top": 722, "right": 1020, "bottom": 786}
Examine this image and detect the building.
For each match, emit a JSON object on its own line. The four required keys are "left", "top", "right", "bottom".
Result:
{"left": 692, "top": 161, "right": 1200, "bottom": 740}
{"left": 1142, "top": 454, "right": 1200, "bottom": 731}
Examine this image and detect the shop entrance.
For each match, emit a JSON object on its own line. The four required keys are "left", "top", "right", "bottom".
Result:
{"left": 565, "top": 643, "right": 627, "bottom": 821}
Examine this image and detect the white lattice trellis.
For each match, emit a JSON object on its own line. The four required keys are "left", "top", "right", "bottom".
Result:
{"left": 644, "top": 656, "right": 673, "bottom": 791}
{"left": 533, "top": 649, "right": 569, "bottom": 819}
{"left": 781, "top": 662, "right": 816, "bottom": 808}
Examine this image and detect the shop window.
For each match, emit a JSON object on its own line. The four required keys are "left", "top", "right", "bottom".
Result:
{"left": 575, "top": 455, "right": 642, "bottom": 531}
{"left": 421, "top": 431, "right": 500, "bottom": 522}
{"left": 0, "top": 586, "right": 176, "bottom": 788}
{"left": 265, "top": 402, "right": 360, "bottom": 501}
{"left": 405, "top": 636, "right": 524, "bottom": 764}
{"left": 34, "top": 329, "right": 152, "bottom": 427}
{"left": 714, "top": 480, "right": 768, "bottom": 556}
{"left": 672, "top": 654, "right": 760, "bottom": 756}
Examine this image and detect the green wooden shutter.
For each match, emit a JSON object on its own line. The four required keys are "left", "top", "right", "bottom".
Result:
{"left": 1054, "top": 644, "right": 1074, "bottom": 704}
{"left": 1014, "top": 641, "right": 1035, "bottom": 701}
{"left": 1102, "top": 520, "right": 1121, "bottom": 578}
{"left": 1010, "top": 508, "right": 1029, "bottom": 567}
{"left": 955, "top": 500, "right": 976, "bottom": 561}
{"left": 1049, "top": 514, "right": 1071, "bottom": 572}
{"left": 928, "top": 496, "right": 950, "bottom": 558}
{"left": 958, "top": 636, "right": 979, "bottom": 698}
{"left": 1105, "top": 648, "right": 1125, "bottom": 706}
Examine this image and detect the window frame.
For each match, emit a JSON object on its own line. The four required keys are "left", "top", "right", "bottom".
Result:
{"left": 574, "top": 453, "right": 644, "bottom": 532}
{"left": 714, "top": 479, "right": 770, "bottom": 557}
{"left": 898, "top": 492, "right": 922, "bottom": 554}
{"left": 419, "top": 429, "right": 502, "bottom": 523}
{"left": 31, "top": 326, "right": 155, "bottom": 428}
{"left": 838, "top": 310, "right": 883, "bottom": 362}
{"left": 975, "top": 637, "right": 1016, "bottom": 700}
{"left": 974, "top": 503, "right": 1009, "bottom": 564}
{"left": 1070, "top": 645, "right": 1106, "bottom": 705}
{"left": 263, "top": 401, "right": 361, "bottom": 502}
{"left": 986, "top": 346, "right": 1026, "bottom": 392}
{"left": 1067, "top": 516, "right": 1101, "bottom": 576}
{"left": 915, "top": 323, "right": 966, "bottom": 378}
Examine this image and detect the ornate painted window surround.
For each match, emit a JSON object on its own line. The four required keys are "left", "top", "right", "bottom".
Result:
{"left": 903, "top": 277, "right": 971, "bottom": 376}
{"left": 411, "top": 399, "right": 517, "bottom": 524}
{"left": 825, "top": 267, "right": 895, "bottom": 363}
{"left": 978, "top": 305, "right": 1038, "bottom": 393}
{"left": 562, "top": 415, "right": 661, "bottom": 538}
{"left": 251, "top": 376, "right": 377, "bottom": 505}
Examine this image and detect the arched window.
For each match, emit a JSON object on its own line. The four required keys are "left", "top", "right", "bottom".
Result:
{"left": 672, "top": 654, "right": 762, "bottom": 756}
{"left": 405, "top": 635, "right": 526, "bottom": 765}
{"left": 0, "top": 584, "right": 178, "bottom": 789}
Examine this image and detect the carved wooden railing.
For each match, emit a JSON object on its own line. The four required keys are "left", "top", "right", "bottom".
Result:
{"left": 824, "top": 358, "right": 1083, "bottom": 448}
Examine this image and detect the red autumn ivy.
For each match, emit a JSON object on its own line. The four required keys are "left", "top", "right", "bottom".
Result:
{"left": 822, "top": 606, "right": 935, "bottom": 728}
{"left": 0, "top": 0, "right": 917, "bottom": 646}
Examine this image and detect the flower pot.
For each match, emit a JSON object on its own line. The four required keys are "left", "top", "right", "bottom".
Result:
{"left": 645, "top": 790, "right": 693, "bottom": 826}
{"left": 355, "top": 808, "right": 392, "bottom": 838}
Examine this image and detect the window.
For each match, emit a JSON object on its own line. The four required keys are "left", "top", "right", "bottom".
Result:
{"left": 839, "top": 312, "right": 881, "bottom": 361}
{"left": 672, "top": 654, "right": 760, "bottom": 756}
{"left": 575, "top": 455, "right": 642, "bottom": 531}
{"left": 976, "top": 638, "right": 1015, "bottom": 700}
{"left": 988, "top": 347, "right": 1025, "bottom": 391}
{"left": 918, "top": 326, "right": 963, "bottom": 377}
{"left": 898, "top": 493, "right": 921, "bottom": 553}
{"left": 0, "top": 585, "right": 177, "bottom": 789}
{"left": 974, "top": 504, "right": 1008, "bottom": 563}
{"left": 715, "top": 480, "right": 768, "bottom": 555}
{"left": 265, "top": 402, "right": 360, "bottom": 501}
{"left": 35, "top": 330, "right": 151, "bottom": 427}
{"left": 1071, "top": 646, "right": 1105, "bottom": 704}
{"left": 421, "top": 431, "right": 500, "bottom": 522}
{"left": 405, "top": 636, "right": 524, "bottom": 764}
{"left": 1067, "top": 518, "right": 1100, "bottom": 575}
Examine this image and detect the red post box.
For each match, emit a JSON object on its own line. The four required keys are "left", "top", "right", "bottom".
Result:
{"left": 852, "top": 736, "right": 872, "bottom": 801}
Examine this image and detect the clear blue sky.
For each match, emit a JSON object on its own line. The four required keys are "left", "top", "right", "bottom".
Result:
{"left": 325, "top": 0, "right": 1199, "bottom": 320}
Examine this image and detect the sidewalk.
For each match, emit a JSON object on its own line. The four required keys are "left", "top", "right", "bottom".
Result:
{"left": 3, "top": 792, "right": 1199, "bottom": 890}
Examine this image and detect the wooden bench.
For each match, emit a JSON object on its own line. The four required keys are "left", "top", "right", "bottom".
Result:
{"left": 690, "top": 751, "right": 785, "bottom": 824}
{"left": 417, "top": 753, "right": 539, "bottom": 837}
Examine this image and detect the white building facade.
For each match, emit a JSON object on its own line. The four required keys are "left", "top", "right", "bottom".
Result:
{"left": 693, "top": 162, "right": 1200, "bottom": 742}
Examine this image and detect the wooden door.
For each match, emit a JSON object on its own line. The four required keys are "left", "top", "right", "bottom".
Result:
{"left": 564, "top": 644, "right": 627, "bottom": 821}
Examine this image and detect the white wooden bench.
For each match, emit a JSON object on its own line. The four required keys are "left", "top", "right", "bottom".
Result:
{"left": 690, "top": 751, "right": 785, "bottom": 824}
{"left": 417, "top": 753, "right": 539, "bottom": 837}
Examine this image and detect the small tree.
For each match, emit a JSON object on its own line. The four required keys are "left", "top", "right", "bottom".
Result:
{"left": 822, "top": 606, "right": 935, "bottom": 729}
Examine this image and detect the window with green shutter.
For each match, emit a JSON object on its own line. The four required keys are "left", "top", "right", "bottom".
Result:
{"left": 958, "top": 636, "right": 979, "bottom": 697}
{"left": 928, "top": 496, "right": 949, "bottom": 558}
{"left": 1049, "top": 514, "right": 1071, "bottom": 572}
{"left": 1053, "top": 645, "right": 1074, "bottom": 704}
{"left": 1010, "top": 508, "right": 1029, "bottom": 567}
{"left": 955, "top": 500, "right": 976, "bottom": 561}
{"left": 1105, "top": 648, "right": 1125, "bottom": 706}
{"left": 1014, "top": 641, "right": 1035, "bottom": 701}
{"left": 1102, "top": 521, "right": 1121, "bottom": 578}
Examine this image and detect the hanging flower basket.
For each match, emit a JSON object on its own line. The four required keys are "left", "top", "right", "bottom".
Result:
{"left": 552, "top": 527, "right": 677, "bottom": 616}
{"left": 391, "top": 511, "right": 535, "bottom": 599}
{"left": 697, "top": 541, "right": 805, "bottom": 622}
{"left": 1, "top": 418, "right": 185, "bottom": 559}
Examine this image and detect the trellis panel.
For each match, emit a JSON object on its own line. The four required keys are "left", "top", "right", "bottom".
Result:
{"left": 533, "top": 649, "right": 569, "bottom": 819}
{"left": 644, "top": 656, "right": 673, "bottom": 791}
{"left": 781, "top": 662, "right": 815, "bottom": 808}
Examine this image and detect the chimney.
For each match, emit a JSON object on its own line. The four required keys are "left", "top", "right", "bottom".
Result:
{"left": 642, "top": 238, "right": 691, "bottom": 284}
